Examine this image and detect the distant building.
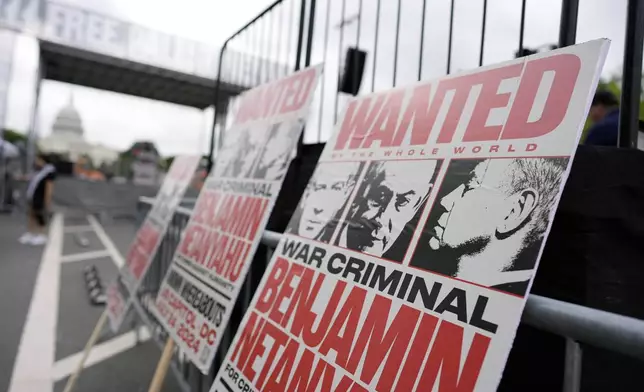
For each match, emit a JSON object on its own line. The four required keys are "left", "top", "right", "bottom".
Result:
{"left": 38, "top": 95, "right": 119, "bottom": 166}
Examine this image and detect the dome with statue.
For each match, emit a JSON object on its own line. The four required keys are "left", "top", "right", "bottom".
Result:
{"left": 39, "top": 94, "right": 119, "bottom": 167}
{"left": 51, "top": 96, "right": 84, "bottom": 137}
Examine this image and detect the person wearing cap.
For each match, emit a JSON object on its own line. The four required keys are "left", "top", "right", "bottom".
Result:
{"left": 585, "top": 90, "right": 620, "bottom": 146}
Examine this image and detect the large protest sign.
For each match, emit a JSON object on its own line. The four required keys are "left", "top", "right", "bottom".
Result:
{"left": 106, "top": 155, "right": 200, "bottom": 331}
{"left": 210, "top": 40, "right": 609, "bottom": 392}
{"left": 153, "top": 65, "right": 323, "bottom": 373}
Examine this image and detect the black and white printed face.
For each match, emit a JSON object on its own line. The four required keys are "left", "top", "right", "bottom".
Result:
{"left": 214, "top": 129, "right": 245, "bottom": 174}
{"left": 430, "top": 159, "right": 513, "bottom": 252}
{"left": 298, "top": 162, "right": 359, "bottom": 240}
{"left": 257, "top": 122, "right": 300, "bottom": 179}
{"left": 215, "top": 127, "right": 263, "bottom": 178}
{"left": 348, "top": 160, "right": 436, "bottom": 257}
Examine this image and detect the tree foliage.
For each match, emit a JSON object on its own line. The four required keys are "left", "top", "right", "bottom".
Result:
{"left": 1, "top": 129, "right": 27, "bottom": 145}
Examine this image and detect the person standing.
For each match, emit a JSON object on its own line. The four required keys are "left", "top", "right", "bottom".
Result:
{"left": 585, "top": 90, "right": 620, "bottom": 146}
{"left": 19, "top": 154, "right": 56, "bottom": 245}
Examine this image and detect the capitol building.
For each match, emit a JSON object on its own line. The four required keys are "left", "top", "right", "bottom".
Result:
{"left": 38, "top": 96, "right": 119, "bottom": 166}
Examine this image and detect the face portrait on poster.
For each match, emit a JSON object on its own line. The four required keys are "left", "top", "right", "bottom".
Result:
{"left": 410, "top": 157, "right": 568, "bottom": 295}
{"left": 286, "top": 161, "right": 363, "bottom": 242}
{"left": 215, "top": 126, "right": 265, "bottom": 179}
{"left": 251, "top": 119, "right": 303, "bottom": 181}
{"left": 215, "top": 118, "right": 304, "bottom": 182}
{"left": 334, "top": 159, "right": 442, "bottom": 261}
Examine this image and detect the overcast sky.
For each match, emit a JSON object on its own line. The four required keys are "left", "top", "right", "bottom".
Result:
{"left": 2, "top": 0, "right": 634, "bottom": 156}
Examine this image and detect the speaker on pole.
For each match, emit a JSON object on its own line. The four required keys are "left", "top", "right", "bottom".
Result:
{"left": 338, "top": 47, "right": 367, "bottom": 96}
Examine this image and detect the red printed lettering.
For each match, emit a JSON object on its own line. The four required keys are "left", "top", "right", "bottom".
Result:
{"left": 318, "top": 285, "right": 366, "bottom": 368}
{"left": 255, "top": 257, "right": 290, "bottom": 314}
{"left": 334, "top": 95, "right": 386, "bottom": 150}
{"left": 346, "top": 295, "right": 421, "bottom": 391}
{"left": 463, "top": 64, "right": 523, "bottom": 142}
{"left": 417, "top": 320, "right": 491, "bottom": 391}
{"left": 230, "top": 311, "right": 266, "bottom": 370}
{"left": 503, "top": 54, "right": 581, "bottom": 140}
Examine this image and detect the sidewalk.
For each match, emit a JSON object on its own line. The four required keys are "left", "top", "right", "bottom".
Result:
{"left": 0, "top": 212, "right": 46, "bottom": 392}
{"left": 1, "top": 211, "right": 180, "bottom": 392}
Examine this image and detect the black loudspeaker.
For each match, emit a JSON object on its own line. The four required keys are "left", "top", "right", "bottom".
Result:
{"left": 339, "top": 47, "right": 367, "bottom": 95}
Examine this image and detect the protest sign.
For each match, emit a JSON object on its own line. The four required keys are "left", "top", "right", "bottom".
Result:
{"left": 210, "top": 40, "right": 609, "bottom": 392}
{"left": 153, "top": 65, "right": 323, "bottom": 373}
{"left": 106, "top": 155, "right": 200, "bottom": 331}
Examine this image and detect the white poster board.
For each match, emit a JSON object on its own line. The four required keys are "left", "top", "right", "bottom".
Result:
{"left": 106, "top": 154, "right": 200, "bottom": 331}
{"left": 210, "top": 40, "right": 609, "bottom": 391}
{"left": 153, "top": 65, "right": 323, "bottom": 373}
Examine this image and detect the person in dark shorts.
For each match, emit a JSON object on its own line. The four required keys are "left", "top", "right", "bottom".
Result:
{"left": 19, "top": 155, "right": 56, "bottom": 246}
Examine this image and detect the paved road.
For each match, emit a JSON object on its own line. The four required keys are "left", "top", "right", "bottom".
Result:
{"left": 0, "top": 213, "right": 45, "bottom": 392}
{"left": 1, "top": 211, "right": 181, "bottom": 392}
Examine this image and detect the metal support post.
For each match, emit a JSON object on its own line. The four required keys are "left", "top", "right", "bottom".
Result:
{"left": 563, "top": 339, "right": 582, "bottom": 392}
{"left": 618, "top": 0, "right": 644, "bottom": 148}
{"left": 558, "top": 0, "right": 579, "bottom": 48}
{"left": 26, "top": 56, "right": 44, "bottom": 175}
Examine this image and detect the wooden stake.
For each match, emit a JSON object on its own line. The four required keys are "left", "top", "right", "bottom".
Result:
{"left": 147, "top": 338, "right": 175, "bottom": 392}
{"left": 62, "top": 310, "right": 109, "bottom": 392}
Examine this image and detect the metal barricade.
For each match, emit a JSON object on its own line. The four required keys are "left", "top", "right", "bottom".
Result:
{"left": 209, "top": 0, "right": 644, "bottom": 167}
{"left": 135, "top": 196, "right": 644, "bottom": 392}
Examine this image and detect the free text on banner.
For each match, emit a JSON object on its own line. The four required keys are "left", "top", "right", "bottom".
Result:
{"left": 152, "top": 65, "right": 323, "bottom": 373}
{"left": 209, "top": 40, "right": 610, "bottom": 391}
{"left": 106, "top": 155, "right": 201, "bottom": 331}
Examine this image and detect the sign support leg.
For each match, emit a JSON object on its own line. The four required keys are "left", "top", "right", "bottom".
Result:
{"left": 147, "top": 338, "right": 175, "bottom": 392}
{"left": 62, "top": 310, "right": 109, "bottom": 392}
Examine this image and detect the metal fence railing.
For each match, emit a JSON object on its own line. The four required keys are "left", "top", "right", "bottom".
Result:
{"left": 133, "top": 196, "right": 644, "bottom": 392}
{"left": 208, "top": 0, "right": 644, "bottom": 169}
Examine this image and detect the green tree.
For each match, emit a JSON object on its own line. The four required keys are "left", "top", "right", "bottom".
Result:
{"left": 2, "top": 129, "right": 27, "bottom": 144}
{"left": 164, "top": 156, "right": 175, "bottom": 169}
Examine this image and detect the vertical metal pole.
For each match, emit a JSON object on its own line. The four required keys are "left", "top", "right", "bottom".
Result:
{"left": 286, "top": 0, "right": 296, "bottom": 71}
{"left": 318, "top": 0, "right": 332, "bottom": 142}
{"left": 294, "top": 0, "right": 308, "bottom": 71}
{"left": 207, "top": 44, "right": 228, "bottom": 174}
{"left": 264, "top": 13, "right": 272, "bottom": 82}
{"left": 479, "top": 0, "right": 487, "bottom": 67}
{"left": 276, "top": 4, "right": 285, "bottom": 77}
{"left": 27, "top": 55, "right": 44, "bottom": 175}
{"left": 243, "top": 31, "right": 251, "bottom": 86}
{"left": 563, "top": 338, "right": 582, "bottom": 392}
{"left": 334, "top": 0, "right": 347, "bottom": 122}
{"left": 418, "top": 0, "right": 427, "bottom": 81}
{"left": 304, "top": 0, "right": 316, "bottom": 67}
{"left": 518, "top": 0, "right": 526, "bottom": 55}
{"left": 371, "top": 0, "right": 381, "bottom": 92}
{"left": 253, "top": 23, "right": 261, "bottom": 85}
{"left": 301, "top": 0, "right": 317, "bottom": 145}
{"left": 268, "top": 11, "right": 277, "bottom": 80}
{"left": 446, "top": 0, "right": 455, "bottom": 75}
{"left": 558, "top": 0, "right": 579, "bottom": 48}
{"left": 618, "top": 0, "right": 644, "bottom": 149}
{"left": 354, "top": 0, "right": 362, "bottom": 91}
{"left": 392, "top": 0, "right": 402, "bottom": 87}
{"left": 0, "top": 31, "right": 15, "bottom": 211}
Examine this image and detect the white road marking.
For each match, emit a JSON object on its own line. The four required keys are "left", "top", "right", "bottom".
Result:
{"left": 60, "top": 249, "right": 111, "bottom": 264}
{"left": 52, "top": 326, "right": 151, "bottom": 382}
{"left": 63, "top": 225, "right": 94, "bottom": 234}
{"left": 8, "top": 213, "right": 64, "bottom": 392}
{"left": 87, "top": 214, "right": 125, "bottom": 268}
